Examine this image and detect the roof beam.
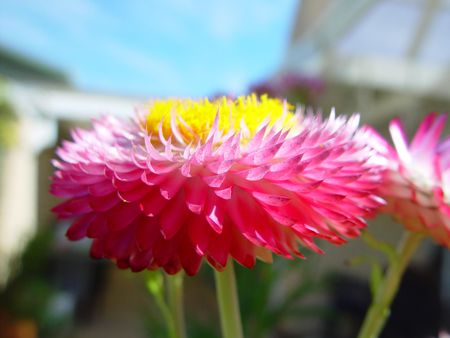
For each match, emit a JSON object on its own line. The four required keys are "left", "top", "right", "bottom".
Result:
{"left": 290, "top": 0, "right": 333, "bottom": 44}
{"left": 284, "top": 0, "right": 380, "bottom": 72}
{"left": 325, "top": 55, "right": 450, "bottom": 100}
{"left": 407, "top": 0, "right": 441, "bottom": 59}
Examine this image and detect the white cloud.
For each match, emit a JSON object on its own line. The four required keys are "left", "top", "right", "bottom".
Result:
{"left": 207, "top": 2, "right": 241, "bottom": 41}
{"left": 0, "top": 15, "right": 52, "bottom": 50}
{"left": 221, "top": 71, "right": 248, "bottom": 94}
{"left": 102, "top": 40, "right": 183, "bottom": 93}
{"left": 0, "top": 0, "right": 297, "bottom": 96}
{"left": 199, "top": 0, "right": 293, "bottom": 41}
{"left": 4, "top": 0, "right": 116, "bottom": 40}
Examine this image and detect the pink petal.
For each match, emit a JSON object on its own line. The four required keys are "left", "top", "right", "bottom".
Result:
{"left": 159, "top": 194, "right": 189, "bottom": 239}
{"left": 106, "top": 202, "right": 141, "bottom": 231}
{"left": 389, "top": 118, "right": 410, "bottom": 164}
{"left": 140, "top": 192, "right": 168, "bottom": 217}
{"left": 88, "top": 181, "right": 116, "bottom": 196}
{"left": 159, "top": 174, "right": 186, "bottom": 200}
{"left": 184, "top": 178, "right": 207, "bottom": 213}
{"left": 87, "top": 215, "right": 108, "bottom": 238}
{"left": 66, "top": 213, "right": 95, "bottom": 240}
{"left": 187, "top": 215, "right": 211, "bottom": 255}
{"left": 135, "top": 216, "right": 160, "bottom": 251}
{"left": 88, "top": 192, "right": 121, "bottom": 212}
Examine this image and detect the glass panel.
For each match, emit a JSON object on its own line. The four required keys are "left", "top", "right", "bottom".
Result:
{"left": 337, "top": 0, "right": 421, "bottom": 58}
{"left": 418, "top": 9, "right": 450, "bottom": 64}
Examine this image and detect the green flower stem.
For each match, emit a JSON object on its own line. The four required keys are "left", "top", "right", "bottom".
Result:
{"left": 357, "top": 231, "right": 425, "bottom": 338}
{"left": 214, "top": 261, "right": 244, "bottom": 338}
{"left": 145, "top": 271, "right": 177, "bottom": 338}
{"left": 166, "top": 273, "right": 187, "bottom": 338}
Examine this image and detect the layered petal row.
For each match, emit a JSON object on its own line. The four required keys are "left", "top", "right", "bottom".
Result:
{"left": 51, "top": 96, "right": 385, "bottom": 275}
{"left": 378, "top": 112, "right": 450, "bottom": 247}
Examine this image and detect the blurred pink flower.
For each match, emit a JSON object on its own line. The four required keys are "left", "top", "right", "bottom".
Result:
{"left": 379, "top": 112, "right": 450, "bottom": 247}
{"left": 51, "top": 96, "right": 384, "bottom": 275}
{"left": 249, "top": 72, "right": 325, "bottom": 105}
{"left": 429, "top": 331, "right": 450, "bottom": 338}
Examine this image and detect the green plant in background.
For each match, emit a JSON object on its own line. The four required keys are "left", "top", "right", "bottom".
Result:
{"left": 145, "top": 271, "right": 188, "bottom": 338}
{"left": 0, "top": 230, "right": 71, "bottom": 337}
{"left": 0, "top": 78, "right": 18, "bottom": 149}
{"left": 144, "top": 255, "right": 332, "bottom": 338}
{"left": 144, "top": 268, "right": 219, "bottom": 338}
{"left": 237, "top": 256, "right": 333, "bottom": 338}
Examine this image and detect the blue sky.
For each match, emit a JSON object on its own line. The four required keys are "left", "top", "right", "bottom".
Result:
{"left": 0, "top": 0, "right": 298, "bottom": 97}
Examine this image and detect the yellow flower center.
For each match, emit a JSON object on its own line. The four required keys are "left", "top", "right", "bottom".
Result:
{"left": 145, "top": 94, "right": 295, "bottom": 143}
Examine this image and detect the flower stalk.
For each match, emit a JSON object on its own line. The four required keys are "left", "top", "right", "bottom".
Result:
{"left": 357, "top": 230, "right": 425, "bottom": 338}
{"left": 145, "top": 271, "right": 177, "bottom": 338}
{"left": 166, "top": 273, "right": 187, "bottom": 338}
{"left": 214, "top": 261, "right": 244, "bottom": 338}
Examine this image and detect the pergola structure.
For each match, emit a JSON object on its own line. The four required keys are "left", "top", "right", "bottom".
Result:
{"left": 283, "top": 0, "right": 450, "bottom": 125}
{"left": 0, "top": 79, "right": 142, "bottom": 286}
{"left": 284, "top": 0, "right": 450, "bottom": 316}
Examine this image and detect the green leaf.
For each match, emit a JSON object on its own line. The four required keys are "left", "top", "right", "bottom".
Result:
{"left": 345, "top": 255, "right": 369, "bottom": 267}
{"left": 362, "top": 231, "right": 397, "bottom": 263}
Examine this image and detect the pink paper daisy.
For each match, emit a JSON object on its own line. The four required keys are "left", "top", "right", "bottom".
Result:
{"left": 51, "top": 95, "right": 384, "bottom": 275}
{"left": 379, "top": 112, "right": 450, "bottom": 247}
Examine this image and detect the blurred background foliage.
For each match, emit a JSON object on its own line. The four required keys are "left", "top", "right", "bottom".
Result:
{"left": 0, "top": 79, "right": 17, "bottom": 149}
{"left": 144, "top": 255, "right": 333, "bottom": 338}
{"left": 0, "top": 229, "right": 70, "bottom": 338}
